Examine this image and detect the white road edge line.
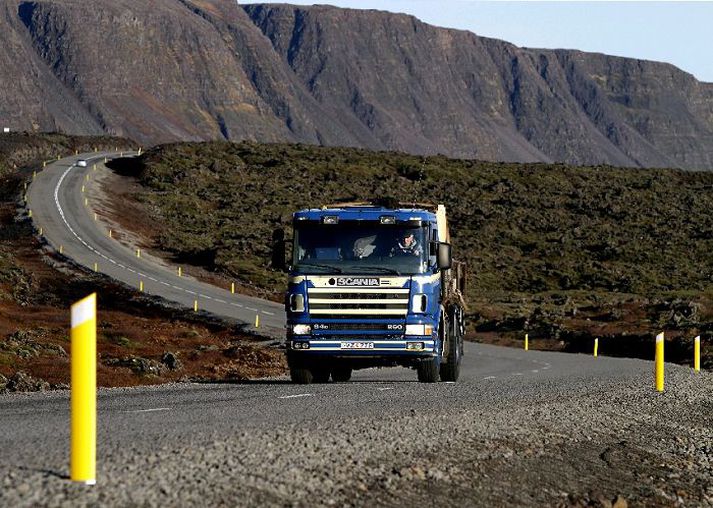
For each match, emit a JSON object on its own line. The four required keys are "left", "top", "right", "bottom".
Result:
{"left": 278, "top": 394, "right": 313, "bottom": 399}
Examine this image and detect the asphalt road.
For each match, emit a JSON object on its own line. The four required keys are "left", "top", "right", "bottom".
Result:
{"left": 1, "top": 346, "right": 711, "bottom": 506}
{"left": 26, "top": 152, "right": 284, "bottom": 338}
{"left": 8, "top": 153, "right": 712, "bottom": 506}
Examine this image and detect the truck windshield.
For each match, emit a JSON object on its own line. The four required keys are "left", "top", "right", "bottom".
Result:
{"left": 293, "top": 223, "right": 429, "bottom": 275}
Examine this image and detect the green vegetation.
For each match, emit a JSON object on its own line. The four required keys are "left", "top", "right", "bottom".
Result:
{"left": 136, "top": 142, "right": 713, "bottom": 296}
{"left": 126, "top": 141, "right": 713, "bottom": 367}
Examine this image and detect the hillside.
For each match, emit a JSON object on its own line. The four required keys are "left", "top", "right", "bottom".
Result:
{"left": 0, "top": 0, "right": 711, "bottom": 168}
{"left": 107, "top": 141, "right": 713, "bottom": 367}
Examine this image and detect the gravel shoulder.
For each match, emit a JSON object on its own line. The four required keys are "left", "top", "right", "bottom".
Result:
{"left": 1, "top": 346, "right": 711, "bottom": 507}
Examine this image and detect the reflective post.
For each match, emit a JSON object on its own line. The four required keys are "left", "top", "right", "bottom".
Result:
{"left": 70, "top": 293, "right": 97, "bottom": 485}
{"left": 655, "top": 332, "right": 664, "bottom": 392}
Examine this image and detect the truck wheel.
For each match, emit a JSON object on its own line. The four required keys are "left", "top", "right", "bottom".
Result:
{"left": 440, "top": 308, "right": 462, "bottom": 382}
{"left": 439, "top": 335, "right": 461, "bottom": 381}
{"left": 290, "top": 366, "right": 313, "bottom": 384}
{"left": 332, "top": 366, "right": 352, "bottom": 382}
{"left": 311, "top": 366, "right": 331, "bottom": 383}
{"left": 417, "top": 358, "right": 440, "bottom": 383}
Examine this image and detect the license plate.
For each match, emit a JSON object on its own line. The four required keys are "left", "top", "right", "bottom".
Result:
{"left": 340, "top": 342, "right": 374, "bottom": 349}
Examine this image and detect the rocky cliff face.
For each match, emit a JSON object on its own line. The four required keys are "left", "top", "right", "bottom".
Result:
{"left": 1, "top": 0, "right": 712, "bottom": 169}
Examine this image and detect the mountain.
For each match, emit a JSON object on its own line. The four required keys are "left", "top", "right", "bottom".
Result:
{"left": 1, "top": 0, "right": 712, "bottom": 169}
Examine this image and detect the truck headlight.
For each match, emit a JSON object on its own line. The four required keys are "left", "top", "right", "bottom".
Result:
{"left": 292, "top": 324, "right": 311, "bottom": 335}
{"left": 290, "top": 294, "right": 305, "bottom": 312}
{"left": 411, "top": 294, "right": 427, "bottom": 313}
{"left": 405, "top": 324, "right": 434, "bottom": 336}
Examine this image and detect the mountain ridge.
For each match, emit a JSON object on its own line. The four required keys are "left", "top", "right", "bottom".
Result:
{"left": 1, "top": 0, "right": 712, "bottom": 169}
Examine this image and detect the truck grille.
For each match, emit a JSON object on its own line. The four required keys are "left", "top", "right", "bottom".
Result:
{"left": 307, "top": 288, "right": 409, "bottom": 316}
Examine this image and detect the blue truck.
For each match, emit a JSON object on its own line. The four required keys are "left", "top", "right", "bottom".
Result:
{"left": 272, "top": 202, "right": 466, "bottom": 383}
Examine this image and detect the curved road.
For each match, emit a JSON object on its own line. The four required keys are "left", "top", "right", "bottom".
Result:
{"left": 26, "top": 152, "right": 284, "bottom": 338}
{"left": 4, "top": 153, "right": 711, "bottom": 506}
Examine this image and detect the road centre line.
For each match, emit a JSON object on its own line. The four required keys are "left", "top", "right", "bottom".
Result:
{"left": 278, "top": 394, "right": 313, "bottom": 399}
{"left": 121, "top": 407, "right": 172, "bottom": 413}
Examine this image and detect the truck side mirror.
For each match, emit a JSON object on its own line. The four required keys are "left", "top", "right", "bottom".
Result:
{"left": 271, "top": 228, "right": 287, "bottom": 271}
{"left": 436, "top": 242, "right": 452, "bottom": 271}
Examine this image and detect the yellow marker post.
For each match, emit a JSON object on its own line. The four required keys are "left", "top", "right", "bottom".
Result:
{"left": 70, "top": 293, "right": 97, "bottom": 485}
{"left": 43, "top": 161, "right": 47, "bottom": 168}
{"left": 104, "top": 157, "right": 107, "bottom": 163}
{"left": 139, "top": 280, "right": 144, "bottom": 292}
{"left": 655, "top": 332, "right": 664, "bottom": 392}
{"left": 93, "top": 262, "right": 98, "bottom": 272}
{"left": 84, "top": 198, "right": 88, "bottom": 207}
{"left": 57, "top": 155, "right": 61, "bottom": 161}
{"left": 178, "top": 266, "right": 182, "bottom": 277}
{"left": 594, "top": 338, "right": 599, "bottom": 357}
{"left": 59, "top": 245, "right": 64, "bottom": 254}
{"left": 255, "top": 314, "right": 260, "bottom": 328}
{"left": 85, "top": 174, "right": 89, "bottom": 181}
{"left": 94, "top": 213, "right": 97, "bottom": 221}
{"left": 136, "top": 248, "right": 141, "bottom": 259}
{"left": 39, "top": 227, "right": 43, "bottom": 236}
{"left": 24, "top": 182, "right": 27, "bottom": 190}
{"left": 93, "top": 164, "right": 97, "bottom": 171}
{"left": 108, "top": 229, "right": 112, "bottom": 238}
{"left": 33, "top": 171, "right": 36, "bottom": 180}
{"left": 231, "top": 282, "right": 235, "bottom": 294}
{"left": 28, "top": 209, "right": 32, "bottom": 218}
{"left": 694, "top": 335, "right": 701, "bottom": 372}
{"left": 524, "top": 333, "right": 529, "bottom": 351}
{"left": 138, "top": 147, "right": 142, "bottom": 155}
{"left": 81, "top": 185, "right": 85, "bottom": 193}
{"left": 194, "top": 300, "right": 198, "bottom": 312}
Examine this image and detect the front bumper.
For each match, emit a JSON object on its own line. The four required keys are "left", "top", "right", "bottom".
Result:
{"left": 287, "top": 336, "right": 435, "bottom": 355}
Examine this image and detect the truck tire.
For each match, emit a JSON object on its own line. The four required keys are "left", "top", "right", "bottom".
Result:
{"left": 439, "top": 334, "right": 461, "bottom": 381}
{"left": 290, "top": 366, "right": 313, "bottom": 384}
{"left": 440, "top": 306, "right": 463, "bottom": 382}
{"left": 332, "top": 366, "right": 352, "bottom": 382}
{"left": 417, "top": 358, "right": 440, "bottom": 383}
{"left": 311, "top": 366, "right": 331, "bottom": 383}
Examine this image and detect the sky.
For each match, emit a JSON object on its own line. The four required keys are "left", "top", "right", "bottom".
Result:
{"left": 239, "top": 1, "right": 713, "bottom": 83}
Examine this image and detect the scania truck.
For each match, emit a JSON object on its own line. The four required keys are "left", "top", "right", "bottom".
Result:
{"left": 272, "top": 202, "right": 466, "bottom": 383}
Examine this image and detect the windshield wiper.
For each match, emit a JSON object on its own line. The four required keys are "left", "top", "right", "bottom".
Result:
{"left": 349, "top": 266, "right": 402, "bottom": 276}
{"left": 297, "top": 262, "right": 343, "bottom": 274}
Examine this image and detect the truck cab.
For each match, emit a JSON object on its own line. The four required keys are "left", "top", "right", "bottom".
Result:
{"left": 274, "top": 203, "right": 466, "bottom": 383}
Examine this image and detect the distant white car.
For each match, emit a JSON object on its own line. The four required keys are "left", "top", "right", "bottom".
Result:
{"left": 77, "top": 160, "right": 88, "bottom": 167}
